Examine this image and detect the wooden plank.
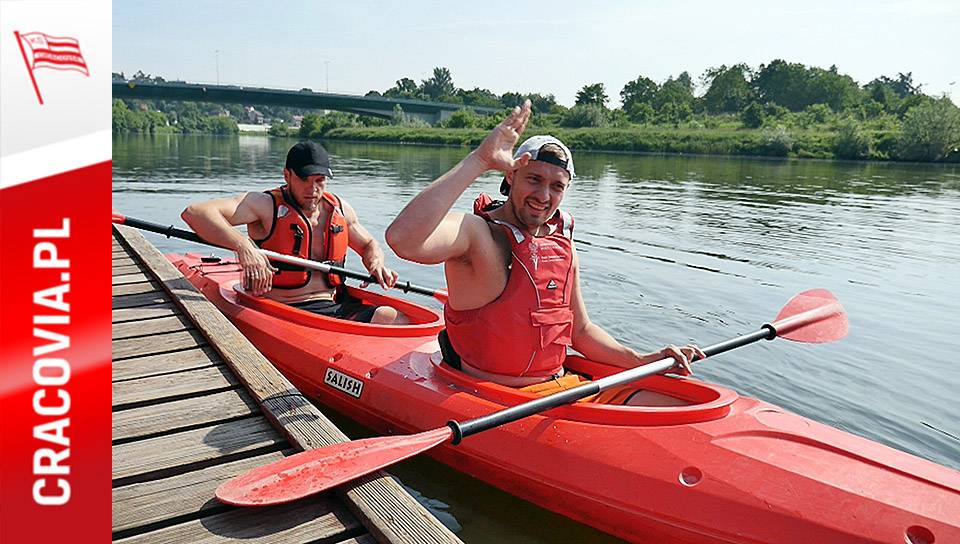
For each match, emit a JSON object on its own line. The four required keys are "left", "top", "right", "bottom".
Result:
{"left": 113, "top": 303, "right": 179, "bottom": 324}
{"left": 113, "top": 389, "right": 259, "bottom": 442}
{"left": 113, "top": 314, "right": 193, "bottom": 341}
{"left": 112, "top": 328, "right": 207, "bottom": 360}
{"left": 113, "top": 256, "right": 138, "bottom": 267}
{"left": 113, "top": 346, "right": 221, "bottom": 382}
{"left": 113, "top": 291, "right": 170, "bottom": 310}
{"left": 113, "top": 281, "right": 162, "bottom": 297}
{"left": 113, "top": 264, "right": 145, "bottom": 277}
{"left": 112, "top": 417, "right": 283, "bottom": 482}
{"left": 113, "top": 499, "right": 361, "bottom": 544}
{"left": 112, "top": 450, "right": 288, "bottom": 534}
{"left": 115, "top": 223, "right": 462, "bottom": 544}
{"left": 113, "top": 272, "right": 152, "bottom": 286}
{"left": 112, "top": 365, "right": 238, "bottom": 408}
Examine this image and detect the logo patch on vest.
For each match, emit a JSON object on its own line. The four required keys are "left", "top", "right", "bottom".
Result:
{"left": 277, "top": 204, "right": 290, "bottom": 218}
{"left": 324, "top": 368, "right": 364, "bottom": 398}
{"left": 546, "top": 279, "right": 558, "bottom": 290}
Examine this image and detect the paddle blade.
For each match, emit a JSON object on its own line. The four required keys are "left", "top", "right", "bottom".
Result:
{"left": 216, "top": 426, "right": 453, "bottom": 506}
{"left": 111, "top": 211, "right": 126, "bottom": 224}
{"left": 771, "top": 288, "right": 848, "bottom": 343}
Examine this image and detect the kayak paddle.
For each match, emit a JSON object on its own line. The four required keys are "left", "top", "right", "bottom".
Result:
{"left": 112, "top": 212, "right": 449, "bottom": 303}
{"left": 216, "top": 288, "right": 848, "bottom": 506}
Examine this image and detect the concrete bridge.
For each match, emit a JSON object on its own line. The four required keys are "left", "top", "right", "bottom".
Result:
{"left": 112, "top": 80, "right": 501, "bottom": 124}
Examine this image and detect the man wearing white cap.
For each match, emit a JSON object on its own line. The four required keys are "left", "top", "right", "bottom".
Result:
{"left": 387, "top": 100, "right": 702, "bottom": 388}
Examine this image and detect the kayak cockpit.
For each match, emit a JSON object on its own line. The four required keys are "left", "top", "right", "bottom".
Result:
{"left": 173, "top": 253, "right": 445, "bottom": 337}
{"left": 427, "top": 352, "right": 739, "bottom": 426}
{"left": 231, "top": 283, "right": 445, "bottom": 337}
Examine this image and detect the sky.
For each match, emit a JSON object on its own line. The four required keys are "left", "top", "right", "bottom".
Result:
{"left": 113, "top": 0, "right": 959, "bottom": 107}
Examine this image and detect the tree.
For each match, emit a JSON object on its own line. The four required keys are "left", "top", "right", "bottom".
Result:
{"left": 832, "top": 118, "right": 871, "bottom": 159}
{"left": 443, "top": 108, "right": 480, "bottom": 128}
{"left": 299, "top": 113, "right": 324, "bottom": 138}
{"left": 620, "top": 75, "right": 658, "bottom": 109}
{"left": 751, "top": 59, "right": 811, "bottom": 111}
{"left": 268, "top": 120, "right": 293, "bottom": 137}
{"left": 561, "top": 104, "right": 608, "bottom": 127}
{"left": 421, "top": 67, "right": 456, "bottom": 101}
{"left": 457, "top": 87, "right": 501, "bottom": 108}
{"left": 526, "top": 93, "right": 558, "bottom": 114}
{"left": 897, "top": 97, "right": 960, "bottom": 161}
{"left": 653, "top": 76, "right": 694, "bottom": 111}
{"left": 741, "top": 102, "right": 766, "bottom": 128}
{"left": 806, "top": 66, "right": 861, "bottom": 111}
{"left": 674, "top": 71, "right": 694, "bottom": 94}
{"left": 701, "top": 64, "right": 753, "bottom": 113}
{"left": 656, "top": 102, "right": 693, "bottom": 127}
{"left": 575, "top": 83, "right": 609, "bottom": 108}
{"left": 384, "top": 78, "right": 424, "bottom": 100}
{"left": 627, "top": 102, "right": 655, "bottom": 124}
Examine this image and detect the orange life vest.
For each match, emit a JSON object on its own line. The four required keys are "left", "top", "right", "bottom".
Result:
{"left": 253, "top": 186, "right": 348, "bottom": 289}
{"left": 443, "top": 193, "right": 576, "bottom": 378}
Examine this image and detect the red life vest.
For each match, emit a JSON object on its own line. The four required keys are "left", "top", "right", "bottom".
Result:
{"left": 444, "top": 193, "right": 576, "bottom": 378}
{"left": 253, "top": 187, "right": 348, "bottom": 289}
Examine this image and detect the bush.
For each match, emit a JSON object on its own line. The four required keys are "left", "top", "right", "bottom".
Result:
{"left": 268, "top": 120, "right": 294, "bottom": 137}
{"left": 655, "top": 102, "right": 693, "bottom": 127}
{"left": 560, "top": 104, "right": 608, "bottom": 128}
{"left": 443, "top": 108, "right": 480, "bottom": 129}
{"left": 896, "top": 97, "right": 960, "bottom": 161}
{"left": 627, "top": 102, "right": 655, "bottom": 124}
{"left": 832, "top": 118, "right": 871, "bottom": 159}
{"left": 203, "top": 116, "right": 238, "bottom": 134}
{"left": 741, "top": 102, "right": 765, "bottom": 128}
{"left": 758, "top": 125, "right": 795, "bottom": 156}
{"left": 804, "top": 103, "right": 832, "bottom": 124}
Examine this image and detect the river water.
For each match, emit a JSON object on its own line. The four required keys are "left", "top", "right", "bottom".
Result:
{"left": 112, "top": 133, "right": 960, "bottom": 542}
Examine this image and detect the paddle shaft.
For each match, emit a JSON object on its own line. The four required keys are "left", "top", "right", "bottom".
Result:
{"left": 115, "top": 214, "right": 445, "bottom": 299}
{"left": 447, "top": 326, "right": 775, "bottom": 444}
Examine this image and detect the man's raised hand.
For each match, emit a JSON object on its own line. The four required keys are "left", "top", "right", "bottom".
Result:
{"left": 472, "top": 99, "right": 532, "bottom": 173}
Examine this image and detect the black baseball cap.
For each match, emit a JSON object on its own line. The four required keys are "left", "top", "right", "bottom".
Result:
{"left": 285, "top": 141, "right": 334, "bottom": 178}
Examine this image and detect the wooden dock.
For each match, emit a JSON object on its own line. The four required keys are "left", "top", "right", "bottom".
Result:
{"left": 111, "top": 225, "right": 463, "bottom": 544}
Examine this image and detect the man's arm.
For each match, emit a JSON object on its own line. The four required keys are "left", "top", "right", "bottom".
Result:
{"left": 341, "top": 199, "right": 398, "bottom": 289}
{"left": 181, "top": 192, "right": 276, "bottom": 296}
{"left": 386, "top": 101, "right": 533, "bottom": 264}
{"left": 568, "top": 248, "right": 704, "bottom": 373}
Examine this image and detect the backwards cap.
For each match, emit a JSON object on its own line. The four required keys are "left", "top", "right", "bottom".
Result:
{"left": 500, "top": 135, "right": 575, "bottom": 196}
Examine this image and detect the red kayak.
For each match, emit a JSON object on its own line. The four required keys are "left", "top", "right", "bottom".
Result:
{"left": 171, "top": 252, "right": 960, "bottom": 544}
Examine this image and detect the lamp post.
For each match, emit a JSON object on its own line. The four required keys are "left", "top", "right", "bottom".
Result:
{"left": 215, "top": 50, "right": 220, "bottom": 85}
{"left": 324, "top": 60, "right": 330, "bottom": 92}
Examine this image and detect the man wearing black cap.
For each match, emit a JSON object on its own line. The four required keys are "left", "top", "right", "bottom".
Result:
{"left": 387, "top": 100, "right": 701, "bottom": 387}
{"left": 182, "top": 141, "right": 404, "bottom": 324}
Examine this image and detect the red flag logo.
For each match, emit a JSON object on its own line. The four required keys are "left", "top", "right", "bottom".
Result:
{"left": 14, "top": 31, "right": 90, "bottom": 105}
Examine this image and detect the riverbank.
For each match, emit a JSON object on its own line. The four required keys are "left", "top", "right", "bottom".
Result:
{"left": 322, "top": 125, "right": 931, "bottom": 162}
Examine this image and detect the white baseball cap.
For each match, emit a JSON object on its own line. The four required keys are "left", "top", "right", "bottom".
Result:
{"left": 500, "top": 135, "right": 575, "bottom": 195}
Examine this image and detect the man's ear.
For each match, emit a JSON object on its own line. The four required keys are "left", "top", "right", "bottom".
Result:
{"left": 282, "top": 168, "right": 292, "bottom": 184}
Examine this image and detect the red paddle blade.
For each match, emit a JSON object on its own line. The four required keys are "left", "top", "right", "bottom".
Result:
{"left": 111, "top": 211, "right": 126, "bottom": 224}
{"left": 216, "top": 426, "right": 453, "bottom": 506}
{"left": 771, "top": 288, "right": 848, "bottom": 343}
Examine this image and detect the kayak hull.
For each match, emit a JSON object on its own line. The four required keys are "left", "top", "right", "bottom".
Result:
{"left": 172, "top": 253, "right": 960, "bottom": 544}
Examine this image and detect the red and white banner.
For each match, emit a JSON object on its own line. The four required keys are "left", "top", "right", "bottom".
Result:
{"left": 1, "top": 2, "right": 111, "bottom": 542}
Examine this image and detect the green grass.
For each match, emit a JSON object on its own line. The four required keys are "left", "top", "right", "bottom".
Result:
{"left": 322, "top": 125, "right": 905, "bottom": 161}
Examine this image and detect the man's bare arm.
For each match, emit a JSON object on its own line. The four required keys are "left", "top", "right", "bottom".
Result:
{"left": 386, "top": 101, "right": 533, "bottom": 264}
{"left": 181, "top": 192, "right": 276, "bottom": 295}
{"left": 342, "top": 199, "right": 398, "bottom": 289}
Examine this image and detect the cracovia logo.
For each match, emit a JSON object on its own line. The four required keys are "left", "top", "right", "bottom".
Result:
{"left": 324, "top": 368, "right": 364, "bottom": 398}
{"left": 14, "top": 31, "right": 90, "bottom": 106}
